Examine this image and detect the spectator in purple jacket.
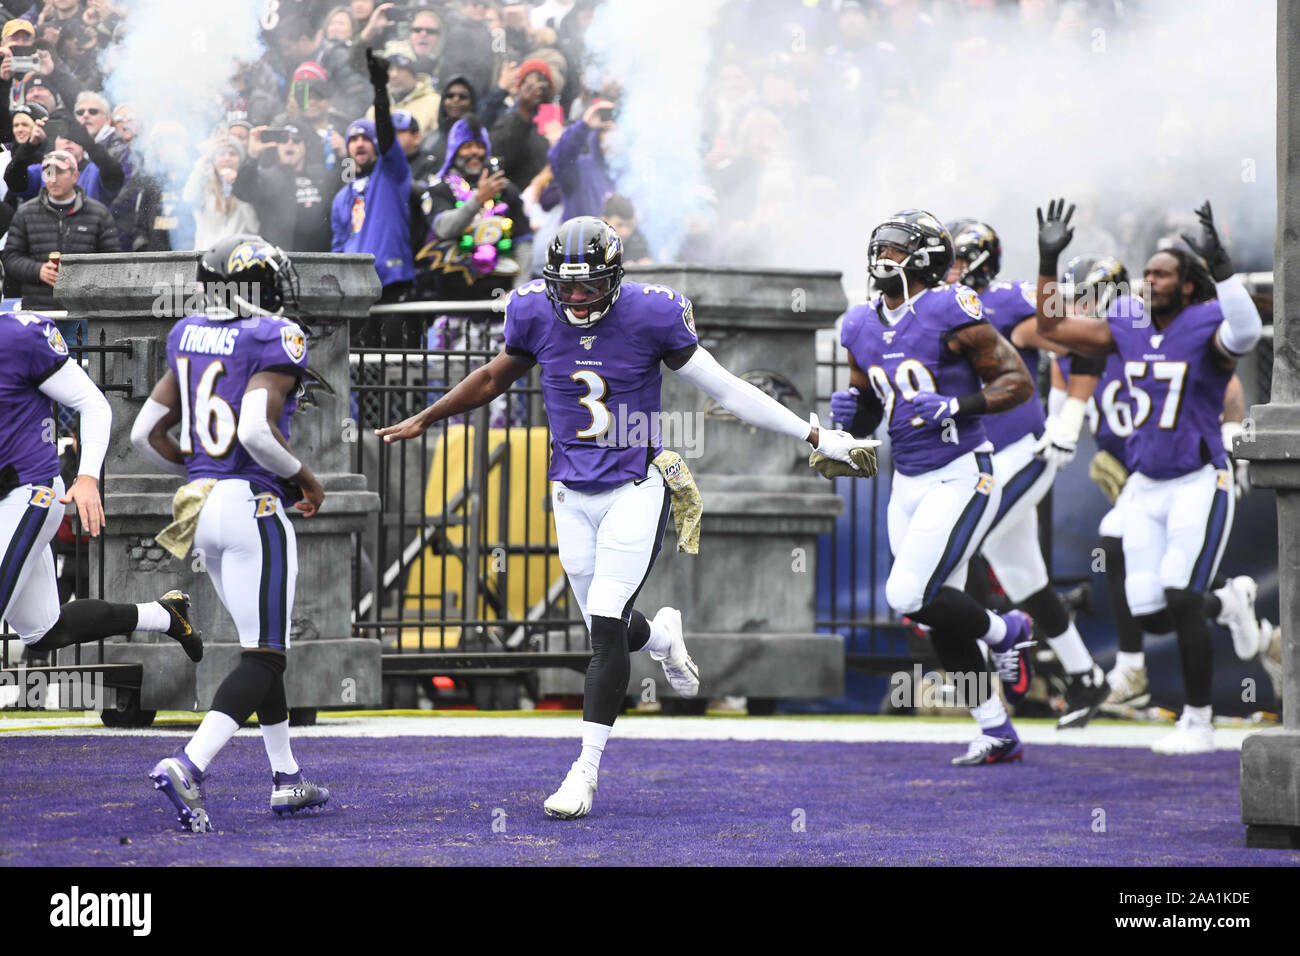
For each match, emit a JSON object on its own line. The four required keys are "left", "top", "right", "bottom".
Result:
{"left": 547, "top": 97, "right": 615, "bottom": 222}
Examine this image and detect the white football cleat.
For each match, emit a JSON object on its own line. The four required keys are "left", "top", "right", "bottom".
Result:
{"left": 649, "top": 606, "right": 700, "bottom": 699}
{"left": 1151, "top": 714, "right": 1215, "bottom": 755}
{"left": 1216, "top": 576, "right": 1261, "bottom": 660}
{"left": 1101, "top": 663, "right": 1150, "bottom": 714}
{"left": 544, "top": 762, "right": 598, "bottom": 820}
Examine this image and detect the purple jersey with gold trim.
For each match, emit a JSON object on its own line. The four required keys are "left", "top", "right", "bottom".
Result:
{"left": 841, "top": 284, "right": 991, "bottom": 477}
{"left": 166, "top": 314, "right": 308, "bottom": 501}
{"left": 1107, "top": 296, "right": 1230, "bottom": 479}
{"left": 503, "top": 278, "right": 699, "bottom": 492}
{"left": 1054, "top": 349, "right": 1133, "bottom": 466}
{"left": 0, "top": 312, "right": 70, "bottom": 485}
{"left": 977, "top": 280, "right": 1044, "bottom": 449}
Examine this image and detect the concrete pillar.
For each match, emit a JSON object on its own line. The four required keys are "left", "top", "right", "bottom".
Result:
{"left": 1236, "top": 1, "right": 1300, "bottom": 848}
{"left": 55, "top": 252, "right": 382, "bottom": 711}
{"left": 544, "top": 265, "right": 848, "bottom": 700}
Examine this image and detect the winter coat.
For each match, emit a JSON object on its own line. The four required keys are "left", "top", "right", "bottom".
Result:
{"left": 1, "top": 186, "right": 119, "bottom": 308}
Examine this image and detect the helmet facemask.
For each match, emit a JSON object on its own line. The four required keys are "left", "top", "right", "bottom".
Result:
{"left": 546, "top": 268, "right": 621, "bottom": 328}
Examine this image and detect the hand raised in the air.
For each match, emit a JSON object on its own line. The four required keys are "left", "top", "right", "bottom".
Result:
{"left": 1036, "top": 197, "right": 1075, "bottom": 273}
{"left": 365, "top": 47, "right": 389, "bottom": 89}
{"left": 1181, "top": 200, "right": 1234, "bottom": 282}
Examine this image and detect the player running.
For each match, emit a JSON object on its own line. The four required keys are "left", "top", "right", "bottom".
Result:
{"left": 831, "top": 210, "right": 1036, "bottom": 765}
{"left": 0, "top": 307, "right": 199, "bottom": 664}
{"left": 377, "top": 215, "right": 877, "bottom": 818}
{"left": 1034, "top": 199, "right": 1263, "bottom": 753}
{"left": 1043, "top": 254, "right": 1262, "bottom": 717}
{"left": 942, "top": 219, "right": 1110, "bottom": 729}
{"left": 132, "top": 235, "right": 330, "bottom": 831}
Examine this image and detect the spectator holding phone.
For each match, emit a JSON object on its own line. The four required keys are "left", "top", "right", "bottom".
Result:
{"left": 548, "top": 96, "right": 614, "bottom": 222}
{"left": 332, "top": 47, "right": 414, "bottom": 344}
{"left": 4, "top": 109, "right": 125, "bottom": 207}
{"left": 418, "top": 113, "right": 532, "bottom": 300}
{"left": 182, "top": 133, "right": 260, "bottom": 249}
{"left": 234, "top": 124, "right": 341, "bottom": 253}
{"left": 488, "top": 58, "right": 552, "bottom": 192}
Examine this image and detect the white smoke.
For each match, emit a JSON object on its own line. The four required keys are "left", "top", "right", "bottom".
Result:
{"left": 584, "top": 0, "right": 727, "bottom": 259}
{"left": 102, "top": 0, "right": 268, "bottom": 238}
{"left": 586, "top": 0, "right": 1276, "bottom": 294}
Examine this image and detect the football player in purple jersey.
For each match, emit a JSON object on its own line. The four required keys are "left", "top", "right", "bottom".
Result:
{"left": 377, "top": 215, "right": 877, "bottom": 817}
{"left": 1035, "top": 199, "right": 1263, "bottom": 754}
{"left": 943, "top": 219, "right": 1110, "bottom": 729}
{"left": 832, "top": 209, "right": 1037, "bottom": 765}
{"left": 0, "top": 306, "right": 200, "bottom": 665}
{"left": 1043, "top": 255, "right": 1262, "bottom": 718}
{"left": 132, "top": 235, "right": 330, "bottom": 831}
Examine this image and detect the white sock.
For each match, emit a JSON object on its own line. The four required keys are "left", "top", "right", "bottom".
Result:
{"left": 184, "top": 711, "right": 241, "bottom": 772}
{"left": 1212, "top": 583, "right": 1234, "bottom": 624}
{"left": 1116, "top": 651, "right": 1145, "bottom": 671}
{"left": 1045, "top": 622, "right": 1093, "bottom": 674}
{"left": 979, "top": 610, "right": 1007, "bottom": 648}
{"left": 642, "top": 615, "right": 673, "bottom": 657}
{"left": 578, "top": 721, "right": 611, "bottom": 778}
{"left": 260, "top": 719, "right": 299, "bottom": 776}
{"left": 135, "top": 601, "right": 172, "bottom": 633}
{"left": 971, "top": 693, "right": 1008, "bottom": 731}
{"left": 1184, "top": 704, "right": 1212, "bottom": 727}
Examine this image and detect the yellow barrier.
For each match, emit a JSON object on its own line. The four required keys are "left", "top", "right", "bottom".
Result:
{"left": 399, "top": 427, "right": 562, "bottom": 648}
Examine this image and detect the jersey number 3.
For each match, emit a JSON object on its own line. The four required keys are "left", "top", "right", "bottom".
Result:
{"left": 176, "top": 357, "right": 237, "bottom": 457}
{"left": 570, "top": 369, "right": 611, "bottom": 439}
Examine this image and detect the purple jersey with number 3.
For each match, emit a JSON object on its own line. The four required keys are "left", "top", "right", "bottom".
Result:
{"left": 0, "top": 312, "right": 70, "bottom": 485}
{"left": 503, "top": 279, "right": 699, "bottom": 492}
{"left": 166, "top": 314, "right": 308, "bottom": 500}
{"left": 1107, "top": 296, "right": 1230, "bottom": 479}
{"left": 978, "top": 280, "right": 1044, "bottom": 450}
{"left": 840, "top": 284, "right": 991, "bottom": 477}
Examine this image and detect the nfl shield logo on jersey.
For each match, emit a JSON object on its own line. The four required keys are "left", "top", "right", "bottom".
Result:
{"left": 580, "top": 335, "right": 597, "bottom": 350}
{"left": 281, "top": 325, "right": 307, "bottom": 363}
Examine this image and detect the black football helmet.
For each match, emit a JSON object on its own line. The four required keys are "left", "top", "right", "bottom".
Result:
{"left": 868, "top": 209, "right": 954, "bottom": 291}
{"left": 543, "top": 216, "right": 624, "bottom": 328}
{"left": 1060, "top": 254, "right": 1128, "bottom": 316}
{"left": 198, "top": 233, "right": 301, "bottom": 320}
{"left": 945, "top": 218, "right": 1001, "bottom": 288}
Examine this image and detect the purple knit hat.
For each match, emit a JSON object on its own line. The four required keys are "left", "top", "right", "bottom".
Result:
{"left": 437, "top": 116, "right": 493, "bottom": 180}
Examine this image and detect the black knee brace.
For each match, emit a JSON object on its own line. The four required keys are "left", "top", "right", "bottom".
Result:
{"left": 1135, "top": 608, "right": 1176, "bottom": 635}
{"left": 627, "top": 610, "right": 651, "bottom": 654}
{"left": 1100, "top": 536, "right": 1144, "bottom": 654}
{"left": 211, "top": 651, "right": 286, "bottom": 726}
{"left": 258, "top": 669, "right": 289, "bottom": 726}
{"left": 583, "top": 616, "right": 630, "bottom": 726}
{"left": 1019, "top": 586, "right": 1070, "bottom": 638}
{"left": 910, "top": 586, "right": 989, "bottom": 643}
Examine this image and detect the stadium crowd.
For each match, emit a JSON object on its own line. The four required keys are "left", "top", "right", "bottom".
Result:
{"left": 0, "top": 0, "right": 1271, "bottom": 343}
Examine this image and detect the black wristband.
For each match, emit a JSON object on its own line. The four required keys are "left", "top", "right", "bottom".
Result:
{"left": 1068, "top": 351, "right": 1107, "bottom": 377}
{"left": 1038, "top": 255, "right": 1060, "bottom": 279}
{"left": 955, "top": 391, "right": 988, "bottom": 416}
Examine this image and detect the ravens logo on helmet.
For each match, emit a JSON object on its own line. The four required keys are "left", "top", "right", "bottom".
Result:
{"left": 945, "top": 218, "right": 1002, "bottom": 289}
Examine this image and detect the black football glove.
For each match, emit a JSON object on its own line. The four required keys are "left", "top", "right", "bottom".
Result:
{"left": 1180, "top": 200, "right": 1234, "bottom": 282}
{"left": 1036, "top": 197, "right": 1075, "bottom": 277}
{"left": 365, "top": 47, "right": 389, "bottom": 89}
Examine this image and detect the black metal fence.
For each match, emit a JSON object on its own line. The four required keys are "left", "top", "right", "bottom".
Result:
{"left": 346, "top": 302, "right": 587, "bottom": 683}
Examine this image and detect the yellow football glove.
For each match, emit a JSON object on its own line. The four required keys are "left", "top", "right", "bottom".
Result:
{"left": 1088, "top": 450, "right": 1129, "bottom": 504}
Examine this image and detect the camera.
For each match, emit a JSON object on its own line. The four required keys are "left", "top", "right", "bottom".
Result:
{"left": 9, "top": 45, "right": 39, "bottom": 76}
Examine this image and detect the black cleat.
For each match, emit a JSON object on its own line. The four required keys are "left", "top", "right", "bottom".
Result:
{"left": 1057, "top": 664, "right": 1110, "bottom": 729}
{"left": 159, "top": 590, "right": 203, "bottom": 662}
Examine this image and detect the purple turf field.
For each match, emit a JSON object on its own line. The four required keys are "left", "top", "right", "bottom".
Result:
{"left": 1, "top": 735, "right": 1294, "bottom": 866}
